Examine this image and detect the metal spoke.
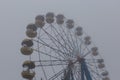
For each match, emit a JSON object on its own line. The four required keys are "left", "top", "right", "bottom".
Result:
{"left": 35, "top": 60, "right": 69, "bottom": 67}
{"left": 33, "top": 39, "right": 66, "bottom": 58}
{"left": 86, "top": 63, "right": 102, "bottom": 79}
{"left": 48, "top": 68, "right": 65, "bottom": 80}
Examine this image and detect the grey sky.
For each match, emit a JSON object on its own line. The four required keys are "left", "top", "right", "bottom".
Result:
{"left": 0, "top": 0, "right": 120, "bottom": 80}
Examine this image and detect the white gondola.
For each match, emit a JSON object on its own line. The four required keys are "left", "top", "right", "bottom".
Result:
{"left": 66, "top": 19, "right": 74, "bottom": 29}
{"left": 35, "top": 15, "right": 44, "bottom": 21}
{"left": 56, "top": 14, "right": 64, "bottom": 25}
{"left": 46, "top": 12, "right": 54, "bottom": 23}
{"left": 21, "top": 39, "right": 33, "bottom": 47}
{"left": 84, "top": 36, "right": 91, "bottom": 41}
{"left": 91, "top": 47, "right": 98, "bottom": 52}
{"left": 26, "top": 29, "right": 37, "bottom": 38}
{"left": 98, "top": 63, "right": 105, "bottom": 69}
{"left": 26, "top": 23, "right": 37, "bottom": 31}
{"left": 84, "top": 36, "right": 91, "bottom": 45}
{"left": 20, "top": 46, "right": 33, "bottom": 55}
{"left": 56, "top": 14, "right": 64, "bottom": 20}
{"left": 101, "top": 71, "right": 109, "bottom": 76}
{"left": 84, "top": 40, "right": 91, "bottom": 45}
{"left": 21, "top": 70, "right": 35, "bottom": 79}
{"left": 35, "top": 15, "right": 45, "bottom": 28}
{"left": 91, "top": 47, "right": 99, "bottom": 56}
{"left": 75, "top": 27, "right": 83, "bottom": 36}
{"left": 97, "top": 59, "right": 104, "bottom": 63}
{"left": 23, "top": 60, "right": 35, "bottom": 69}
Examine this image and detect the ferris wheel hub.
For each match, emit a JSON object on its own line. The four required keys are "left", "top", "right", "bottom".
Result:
{"left": 77, "top": 55, "right": 85, "bottom": 63}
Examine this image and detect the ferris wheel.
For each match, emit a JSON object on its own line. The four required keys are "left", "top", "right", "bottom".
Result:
{"left": 20, "top": 12, "right": 110, "bottom": 80}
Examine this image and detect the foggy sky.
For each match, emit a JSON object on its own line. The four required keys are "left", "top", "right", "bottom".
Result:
{"left": 0, "top": 0, "right": 120, "bottom": 80}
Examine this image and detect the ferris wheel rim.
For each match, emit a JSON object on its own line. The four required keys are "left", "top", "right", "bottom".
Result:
{"left": 21, "top": 12, "right": 110, "bottom": 80}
